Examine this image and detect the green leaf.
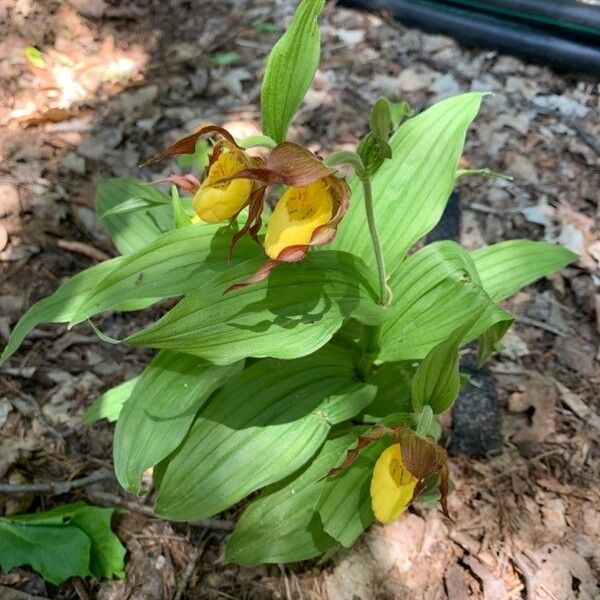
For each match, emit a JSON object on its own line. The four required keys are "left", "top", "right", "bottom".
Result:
{"left": 170, "top": 185, "right": 193, "bottom": 228}
{"left": 0, "top": 258, "right": 123, "bottom": 367}
{"left": 154, "top": 346, "right": 376, "bottom": 521}
{"left": 332, "top": 93, "right": 485, "bottom": 276}
{"left": 210, "top": 51, "right": 239, "bottom": 66}
{"left": 83, "top": 376, "right": 139, "bottom": 424}
{"left": 361, "top": 361, "right": 415, "bottom": 421}
{"left": 411, "top": 308, "right": 486, "bottom": 414}
{"left": 69, "top": 223, "right": 258, "bottom": 327}
{"left": 261, "top": 0, "right": 324, "bottom": 142}
{"left": 471, "top": 240, "right": 577, "bottom": 302}
{"left": 114, "top": 351, "right": 241, "bottom": 494}
{"left": 0, "top": 502, "right": 125, "bottom": 584}
{"left": 125, "top": 250, "right": 385, "bottom": 365}
{"left": 380, "top": 241, "right": 514, "bottom": 361}
{"left": 317, "top": 438, "right": 385, "bottom": 547}
{"left": 225, "top": 429, "right": 359, "bottom": 565}
{"left": 96, "top": 177, "right": 173, "bottom": 255}
{"left": 478, "top": 318, "right": 513, "bottom": 365}
{"left": 24, "top": 46, "right": 45, "bottom": 68}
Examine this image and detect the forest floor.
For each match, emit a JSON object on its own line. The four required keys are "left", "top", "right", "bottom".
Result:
{"left": 1, "top": 0, "right": 599, "bottom": 598}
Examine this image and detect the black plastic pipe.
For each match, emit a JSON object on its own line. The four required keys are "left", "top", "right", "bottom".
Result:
{"left": 446, "top": 0, "right": 600, "bottom": 37}
{"left": 341, "top": 0, "right": 600, "bottom": 76}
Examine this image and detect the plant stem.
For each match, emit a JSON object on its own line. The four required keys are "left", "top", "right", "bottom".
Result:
{"left": 361, "top": 176, "right": 390, "bottom": 307}
{"left": 325, "top": 151, "right": 390, "bottom": 306}
{"left": 239, "top": 134, "right": 277, "bottom": 150}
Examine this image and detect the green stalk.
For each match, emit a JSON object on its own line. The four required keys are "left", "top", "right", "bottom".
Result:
{"left": 325, "top": 151, "right": 391, "bottom": 307}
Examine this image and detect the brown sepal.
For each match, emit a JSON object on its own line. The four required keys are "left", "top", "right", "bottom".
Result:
{"left": 211, "top": 142, "right": 335, "bottom": 188}
{"left": 142, "top": 124, "right": 240, "bottom": 166}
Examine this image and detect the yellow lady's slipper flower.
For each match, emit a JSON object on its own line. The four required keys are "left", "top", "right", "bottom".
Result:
{"left": 264, "top": 179, "right": 334, "bottom": 259}
{"left": 193, "top": 149, "right": 254, "bottom": 223}
{"left": 143, "top": 123, "right": 259, "bottom": 227}
{"left": 326, "top": 424, "right": 450, "bottom": 522}
{"left": 370, "top": 443, "right": 418, "bottom": 523}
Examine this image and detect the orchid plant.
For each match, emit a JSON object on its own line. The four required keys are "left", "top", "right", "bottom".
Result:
{"left": 2, "top": 0, "right": 576, "bottom": 565}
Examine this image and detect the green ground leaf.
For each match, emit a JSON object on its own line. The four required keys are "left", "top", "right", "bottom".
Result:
{"left": 317, "top": 439, "right": 385, "bottom": 548}
{"left": 96, "top": 177, "right": 173, "bottom": 255}
{"left": 0, "top": 258, "right": 123, "bottom": 367}
{"left": 261, "top": 0, "right": 324, "bottom": 142}
{"left": 380, "top": 241, "right": 513, "bottom": 361}
{"left": 114, "top": 351, "right": 241, "bottom": 494}
{"left": 225, "top": 429, "right": 360, "bottom": 565}
{"left": 69, "top": 223, "right": 258, "bottom": 326}
{"left": 0, "top": 502, "right": 124, "bottom": 584}
{"left": 471, "top": 240, "right": 577, "bottom": 302}
{"left": 411, "top": 308, "right": 486, "bottom": 414}
{"left": 154, "top": 346, "right": 375, "bottom": 521}
{"left": 83, "top": 376, "right": 139, "bottom": 424}
{"left": 332, "top": 93, "right": 484, "bottom": 276}
{"left": 361, "top": 361, "right": 415, "bottom": 421}
{"left": 125, "top": 250, "right": 384, "bottom": 365}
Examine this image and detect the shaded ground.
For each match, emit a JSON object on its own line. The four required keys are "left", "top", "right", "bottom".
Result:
{"left": 1, "top": 0, "right": 599, "bottom": 598}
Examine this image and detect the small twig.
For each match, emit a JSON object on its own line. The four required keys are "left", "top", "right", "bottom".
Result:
{"left": 86, "top": 490, "right": 234, "bottom": 531}
{"left": 516, "top": 315, "right": 566, "bottom": 336}
{"left": 0, "top": 469, "right": 115, "bottom": 495}
{"left": 173, "top": 536, "right": 208, "bottom": 600}
{"left": 554, "top": 379, "right": 600, "bottom": 432}
{"left": 534, "top": 106, "right": 600, "bottom": 157}
{"left": 56, "top": 239, "right": 111, "bottom": 262}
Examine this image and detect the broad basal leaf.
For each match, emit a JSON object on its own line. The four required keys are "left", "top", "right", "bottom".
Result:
{"left": 332, "top": 93, "right": 484, "bottom": 276}
{"left": 114, "top": 351, "right": 241, "bottom": 494}
{"left": 380, "top": 241, "right": 513, "bottom": 361}
{"left": 154, "top": 346, "right": 376, "bottom": 521}
{"left": 411, "top": 308, "right": 486, "bottom": 414}
{"left": 261, "top": 0, "right": 324, "bottom": 142}
{"left": 83, "top": 376, "right": 139, "bottom": 424}
{"left": 69, "top": 223, "right": 258, "bottom": 326}
{"left": 0, "top": 258, "right": 123, "bottom": 367}
{"left": 225, "top": 429, "right": 360, "bottom": 565}
{"left": 125, "top": 250, "right": 385, "bottom": 365}
{"left": 96, "top": 177, "right": 173, "bottom": 255}
{"left": 361, "top": 361, "right": 415, "bottom": 421}
{"left": 0, "top": 502, "right": 125, "bottom": 584}
{"left": 317, "top": 438, "right": 385, "bottom": 548}
{"left": 471, "top": 240, "right": 577, "bottom": 302}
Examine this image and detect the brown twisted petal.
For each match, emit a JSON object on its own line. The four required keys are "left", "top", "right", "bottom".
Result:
{"left": 141, "top": 124, "right": 241, "bottom": 166}
{"left": 223, "top": 259, "right": 279, "bottom": 294}
{"left": 151, "top": 174, "right": 201, "bottom": 194}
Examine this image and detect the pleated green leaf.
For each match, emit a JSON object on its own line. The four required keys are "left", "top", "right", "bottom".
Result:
{"left": 114, "top": 351, "right": 242, "bottom": 494}
{"left": 411, "top": 308, "right": 486, "bottom": 414}
{"left": 125, "top": 251, "right": 385, "bottom": 365}
{"left": 225, "top": 429, "right": 359, "bottom": 565}
{"left": 261, "top": 0, "right": 324, "bottom": 142}
{"left": 96, "top": 177, "right": 173, "bottom": 255}
{"left": 154, "top": 346, "right": 376, "bottom": 521}
{"left": 0, "top": 258, "right": 123, "bottom": 367}
{"left": 471, "top": 240, "right": 577, "bottom": 301}
{"left": 332, "top": 93, "right": 484, "bottom": 275}
{"left": 83, "top": 376, "right": 139, "bottom": 424}
{"left": 380, "top": 241, "right": 514, "bottom": 361}
{"left": 69, "top": 223, "right": 258, "bottom": 326}
{"left": 317, "top": 438, "right": 385, "bottom": 548}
